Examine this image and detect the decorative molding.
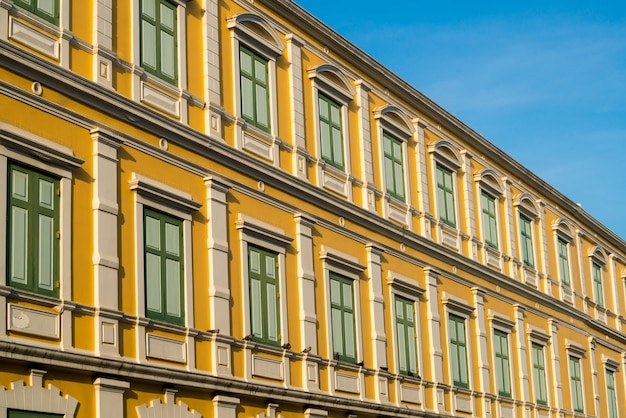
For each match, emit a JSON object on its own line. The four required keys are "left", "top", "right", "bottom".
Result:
{"left": 8, "top": 303, "right": 60, "bottom": 339}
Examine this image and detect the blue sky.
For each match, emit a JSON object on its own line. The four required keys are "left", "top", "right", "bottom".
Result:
{"left": 295, "top": 1, "right": 626, "bottom": 240}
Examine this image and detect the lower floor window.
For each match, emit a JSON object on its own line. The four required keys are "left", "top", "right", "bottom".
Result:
{"left": 330, "top": 272, "right": 356, "bottom": 363}
{"left": 8, "top": 410, "right": 63, "bottom": 418}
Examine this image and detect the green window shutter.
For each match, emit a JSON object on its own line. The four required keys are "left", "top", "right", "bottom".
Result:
{"left": 449, "top": 314, "right": 469, "bottom": 388}
{"left": 8, "top": 410, "right": 63, "bottom": 418}
{"left": 383, "top": 132, "right": 405, "bottom": 201}
{"left": 532, "top": 343, "right": 548, "bottom": 405}
{"left": 437, "top": 165, "right": 456, "bottom": 227}
{"left": 248, "top": 246, "right": 280, "bottom": 345}
{"left": 239, "top": 46, "right": 270, "bottom": 132}
{"left": 395, "top": 295, "right": 418, "bottom": 375}
{"left": 494, "top": 330, "right": 511, "bottom": 397}
{"left": 592, "top": 263, "right": 604, "bottom": 307}
{"left": 144, "top": 208, "right": 184, "bottom": 325}
{"left": 7, "top": 164, "right": 59, "bottom": 298}
{"left": 14, "top": 0, "right": 59, "bottom": 25}
{"left": 318, "top": 93, "right": 345, "bottom": 170}
{"left": 569, "top": 356, "right": 584, "bottom": 413}
{"left": 558, "top": 239, "right": 570, "bottom": 286}
{"left": 606, "top": 370, "right": 618, "bottom": 418}
{"left": 520, "top": 215, "right": 535, "bottom": 267}
{"left": 481, "top": 191, "right": 498, "bottom": 249}
{"left": 141, "top": 0, "right": 177, "bottom": 84}
{"left": 330, "top": 273, "right": 356, "bottom": 363}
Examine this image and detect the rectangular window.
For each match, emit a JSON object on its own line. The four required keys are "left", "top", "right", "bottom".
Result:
{"left": 7, "top": 163, "right": 60, "bottom": 298}
{"left": 13, "top": 0, "right": 59, "bottom": 25}
{"left": 240, "top": 46, "right": 270, "bottom": 132}
{"left": 248, "top": 245, "right": 280, "bottom": 345}
{"left": 531, "top": 343, "right": 548, "bottom": 405}
{"left": 330, "top": 273, "right": 356, "bottom": 363}
{"left": 383, "top": 131, "right": 405, "bottom": 201}
{"left": 449, "top": 313, "right": 469, "bottom": 388}
{"left": 481, "top": 191, "right": 498, "bottom": 249}
{"left": 318, "top": 93, "right": 344, "bottom": 170}
{"left": 592, "top": 262, "right": 604, "bottom": 307}
{"left": 395, "top": 295, "right": 418, "bottom": 376}
{"left": 569, "top": 355, "right": 584, "bottom": 413}
{"left": 520, "top": 215, "right": 534, "bottom": 267}
{"left": 141, "top": 0, "right": 177, "bottom": 84}
{"left": 607, "top": 369, "right": 618, "bottom": 418}
{"left": 437, "top": 165, "right": 456, "bottom": 227}
{"left": 558, "top": 238, "right": 571, "bottom": 287}
{"left": 144, "top": 208, "right": 184, "bottom": 325}
{"left": 494, "top": 330, "right": 512, "bottom": 397}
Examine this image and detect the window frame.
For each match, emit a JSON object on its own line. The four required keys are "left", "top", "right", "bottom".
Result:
{"left": 0, "top": 123, "right": 82, "bottom": 308}
{"left": 428, "top": 141, "right": 463, "bottom": 232}
{"left": 557, "top": 238, "right": 571, "bottom": 287}
{"left": 448, "top": 313, "right": 469, "bottom": 388}
{"left": 317, "top": 92, "right": 345, "bottom": 170}
{"left": 531, "top": 342, "right": 548, "bottom": 405}
{"left": 606, "top": 368, "right": 618, "bottom": 418}
{"left": 236, "top": 214, "right": 292, "bottom": 348}
{"left": 320, "top": 245, "right": 365, "bottom": 365}
{"left": 140, "top": 0, "right": 178, "bottom": 85}
{"left": 143, "top": 207, "right": 185, "bottom": 325}
{"left": 7, "top": 163, "right": 60, "bottom": 298}
{"left": 129, "top": 173, "right": 199, "bottom": 329}
{"left": 329, "top": 272, "right": 357, "bottom": 363}
{"left": 247, "top": 244, "right": 281, "bottom": 346}
{"left": 436, "top": 164, "right": 456, "bottom": 228}
{"left": 13, "top": 0, "right": 59, "bottom": 25}
{"left": 569, "top": 354, "right": 584, "bottom": 413}
{"left": 480, "top": 190, "right": 499, "bottom": 249}
{"left": 383, "top": 131, "right": 406, "bottom": 202}
{"left": 519, "top": 214, "right": 535, "bottom": 268}
{"left": 394, "top": 294, "right": 419, "bottom": 376}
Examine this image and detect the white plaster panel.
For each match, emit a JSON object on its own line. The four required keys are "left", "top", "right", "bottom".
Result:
{"left": 454, "top": 394, "right": 472, "bottom": 413}
{"left": 9, "top": 17, "right": 59, "bottom": 60}
{"left": 140, "top": 82, "right": 181, "bottom": 117}
{"left": 242, "top": 133, "right": 274, "bottom": 162}
{"left": 441, "top": 228, "right": 459, "bottom": 250}
{"left": 322, "top": 170, "right": 348, "bottom": 196}
{"left": 499, "top": 403, "right": 514, "bottom": 418}
{"left": 400, "top": 384, "right": 421, "bottom": 404}
{"left": 252, "top": 355, "right": 284, "bottom": 381}
{"left": 486, "top": 247, "right": 502, "bottom": 270}
{"left": 523, "top": 268, "right": 538, "bottom": 287}
{"left": 387, "top": 202, "right": 407, "bottom": 225}
{"left": 146, "top": 333, "right": 187, "bottom": 363}
{"left": 8, "top": 304, "right": 60, "bottom": 339}
{"left": 335, "top": 372, "right": 360, "bottom": 394}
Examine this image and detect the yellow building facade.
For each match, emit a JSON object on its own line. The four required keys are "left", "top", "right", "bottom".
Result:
{"left": 0, "top": 1, "right": 625, "bottom": 417}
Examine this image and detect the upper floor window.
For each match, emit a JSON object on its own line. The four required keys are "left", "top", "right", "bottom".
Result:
{"left": 395, "top": 295, "right": 418, "bottom": 376}
{"left": 383, "top": 131, "right": 405, "bottom": 201}
{"left": 14, "top": 0, "right": 59, "bottom": 25}
{"left": 239, "top": 46, "right": 270, "bottom": 132}
{"left": 558, "top": 238, "right": 571, "bottom": 287}
{"left": 318, "top": 93, "right": 344, "bottom": 169}
{"left": 144, "top": 208, "right": 184, "bottom": 325}
{"left": 493, "top": 329, "right": 512, "bottom": 397}
{"left": 8, "top": 163, "right": 59, "bottom": 298}
{"left": 531, "top": 342, "right": 548, "bottom": 405}
{"left": 519, "top": 214, "right": 534, "bottom": 268}
{"left": 437, "top": 164, "right": 456, "bottom": 227}
{"left": 592, "top": 262, "right": 604, "bottom": 307}
{"left": 141, "top": 0, "right": 178, "bottom": 85}
{"left": 248, "top": 245, "right": 280, "bottom": 345}
{"left": 569, "top": 355, "right": 584, "bottom": 413}
{"left": 481, "top": 191, "right": 498, "bottom": 249}
{"left": 449, "top": 313, "right": 469, "bottom": 388}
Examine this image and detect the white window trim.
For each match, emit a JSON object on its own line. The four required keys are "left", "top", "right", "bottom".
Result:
{"left": 514, "top": 194, "right": 539, "bottom": 271}
{"left": 387, "top": 270, "right": 425, "bottom": 377}
{"left": 131, "top": 0, "right": 188, "bottom": 117}
{"left": 488, "top": 310, "right": 515, "bottom": 398}
{"left": 589, "top": 247, "right": 608, "bottom": 310}
{"left": 0, "top": 123, "right": 83, "bottom": 307}
{"left": 442, "top": 292, "right": 474, "bottom": 389}
{"left": 227, "top": 13, "right": 284, "bottom": 152}
{"left": 566, "top": 340, "right": 586, "bottom": 413}
{"left": 0, "top": 369, "right": 78, "bottom": 418}
{"left": 235, "top": 213, "right": 292, "bottom": 346}
{"left": 308, "top": 63, "right": 355, "bottom": 197}
{"left": 553, "top": 219, "right": 575, "bottom": 302}
{"left": 129, "top": 172, "right": 199, "bottom": 330}
{"left": 320, "top": 245, "right": 365, "bottom": 364}
{"left": 474, "top": 169, "right": 504, "bottom": 251}
{"left": 373, "top": 105, "right": 414, "bottom": 224}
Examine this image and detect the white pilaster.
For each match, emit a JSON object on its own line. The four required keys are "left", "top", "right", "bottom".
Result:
{"left": 472, "top": 288, "right": 490, "bottom": 394}
{"left": 294, "top": 214, "right": 317, "bottom": 353}
{"left": 91, "top": 129, "right": 123, "bottom": 358}
{"left": 205, "top": 177, "right": 231, "bottom": 334}
{"left": 366, "top": 244, "right": 386, "bottom": 369}
{"left": 203, "top": 0, "right": 222, "bottom": 138}
{"left": 425, "top": 268, "right": 444, "bottom": 382}
{"left": 514, "top": 305, "right": 530, "bottom": 401}
{"left": 213, "top": 395, "right": 240, "bottom": 418}
{"left": 575, "top": 230, "right": 587, "bottom": 313}
{"left": 537, "top": 200, "right": 549, "bottom": 288}
{"left": 502, "top": 177, "right": 516, "bottom": 277}
{"left": 608, "top": 254, "right": 620, "bottom": 316}
{"left": 355, "top": 80, "right": 376, "bottom": 212}
{"left": 94, "top": 377, "right": 130, "bottom": 418}
{"left": 589, "top": 337, "right": 600, "bottom": 416}
{"left": 286, "top": 34, "right": 308, "bottom": 180}
{"left": 92, "top": 0, "right": 114, "bottom": 88}
{"left": 548, "top": 319, "right": 563, "bottom": 409}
